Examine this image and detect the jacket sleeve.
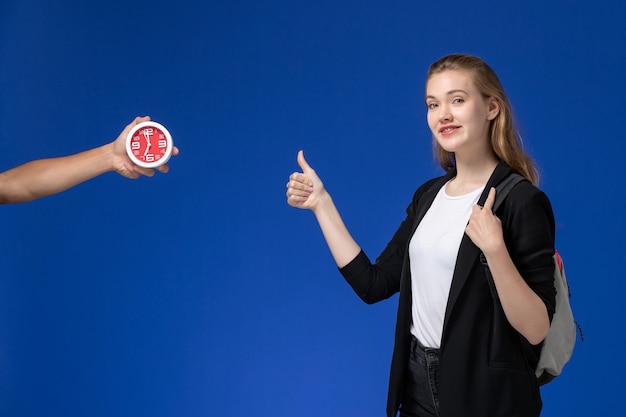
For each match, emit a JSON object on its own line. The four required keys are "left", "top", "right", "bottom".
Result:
{"left": 338, "top": 178, "right": 439, "bottom": 304}
{"left": 498, "top": 182, "right": 557, "bottom": 321}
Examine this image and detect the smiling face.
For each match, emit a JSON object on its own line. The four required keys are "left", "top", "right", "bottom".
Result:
{"left": 425, "top": 69, "right": 499, "bottom": 159}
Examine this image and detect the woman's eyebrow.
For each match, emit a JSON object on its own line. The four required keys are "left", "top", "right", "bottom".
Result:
{"left": 425, "top": 89, "right": 469, "bottom": 100}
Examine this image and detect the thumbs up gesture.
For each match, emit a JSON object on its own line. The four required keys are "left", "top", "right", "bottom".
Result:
{"left": 286, "top": 150, "right": 326, "bottom": 211}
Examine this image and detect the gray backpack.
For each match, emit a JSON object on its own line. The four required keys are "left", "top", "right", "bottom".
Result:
{"left": 483, "top": 173, "right": 582, "bottom": 385}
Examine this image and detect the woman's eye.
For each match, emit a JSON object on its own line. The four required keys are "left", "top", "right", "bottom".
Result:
{"left": 453, "top": 98, "right": 464, "bottom": 104}
{"left": 427, "top": 103, "right": 438, "bottom": 109}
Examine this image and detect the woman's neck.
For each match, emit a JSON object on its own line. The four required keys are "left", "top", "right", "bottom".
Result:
{"left": 446, "top": 153, "right": 499, "bottom": 196}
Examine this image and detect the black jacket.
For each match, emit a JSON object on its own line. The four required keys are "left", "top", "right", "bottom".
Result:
{"left": 340, "top": 161, "right": 556, "bottom": 417}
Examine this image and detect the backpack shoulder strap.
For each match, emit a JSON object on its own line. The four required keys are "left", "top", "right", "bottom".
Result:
{"left": 481, "top": 173, "right": 527, "bottom": 300}
{"left": 492, "top": 173, "right": 527, "bottom": 212}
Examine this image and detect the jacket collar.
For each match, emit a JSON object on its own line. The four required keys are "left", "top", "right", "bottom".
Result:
{"left": 440, "top": 160, "right": 513, "bottom": 344}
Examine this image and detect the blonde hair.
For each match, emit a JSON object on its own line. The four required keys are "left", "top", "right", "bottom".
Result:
{"left": 426, "top": 54, "right": 539, "bottom": 185}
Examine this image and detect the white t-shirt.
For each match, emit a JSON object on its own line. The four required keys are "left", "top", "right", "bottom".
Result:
{"left": 409, "top": 182, "right": 484, "bottom": 348}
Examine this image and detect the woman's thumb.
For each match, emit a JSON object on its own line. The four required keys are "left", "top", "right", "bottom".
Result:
{"left": 297, "top": 150, "right": 312, "bottom": 172}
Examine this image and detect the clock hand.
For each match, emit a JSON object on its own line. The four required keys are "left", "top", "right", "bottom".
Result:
{"left": 143, "top": 132, "right": 152, "bottom": 156}
{"left": 142, "top": 129, "right": 153, "bottom": 155}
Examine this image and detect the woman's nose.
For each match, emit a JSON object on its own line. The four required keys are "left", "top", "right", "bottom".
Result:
{"left": 439, "top": 105, "right": 452, "bottom": 122}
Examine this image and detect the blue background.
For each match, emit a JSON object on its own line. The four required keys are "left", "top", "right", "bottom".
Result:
{"left": 1, "top": 1, "right": 622, "bottom": 416}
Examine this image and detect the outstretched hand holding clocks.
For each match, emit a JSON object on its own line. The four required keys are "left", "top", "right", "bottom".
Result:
{"left": 124, "top": 119, "right": 175, "bottom": 170}
{"left": 114, "top": 116, "right": 178, "bottom": 178}
{"left": 0, "top": 116, "right": 179, "bottom": 204}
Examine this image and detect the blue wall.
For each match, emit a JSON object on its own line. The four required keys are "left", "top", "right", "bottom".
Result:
{"left": 1, "top": 1, "right": 622, "bottom": 415}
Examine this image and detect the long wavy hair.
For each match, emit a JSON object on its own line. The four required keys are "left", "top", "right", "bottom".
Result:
{"left": 426, "top": 54, "right": 539, "bottom": 185}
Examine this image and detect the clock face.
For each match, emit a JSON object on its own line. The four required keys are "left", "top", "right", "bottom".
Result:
{"left": 125, "top": 121, "right": 173, "bottom": 168}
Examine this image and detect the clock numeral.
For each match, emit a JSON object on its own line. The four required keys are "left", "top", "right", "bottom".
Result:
{"left": 158, "top": 139, "right": 167, "bottom": 148}
{"left": 145, "top": 154, "right": 155, "bottom": 162}
{"left": 131, "top": 141, "right": 141, "bottom": 150}
{"left": 142, "top": 128, "right": 154, "bottom": 139}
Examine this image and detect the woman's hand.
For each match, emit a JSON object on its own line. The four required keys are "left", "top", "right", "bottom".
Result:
{"left": 465, "top": 187, "right": 506, "bottom": 255}
{"left": 286, "top": 150, "right": 326, "bottom": 211}
{"left": 285, "top": 150, "right": 361, "bottom": 267}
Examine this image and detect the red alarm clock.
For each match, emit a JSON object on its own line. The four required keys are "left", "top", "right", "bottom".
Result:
{"left": 125, "top": 121, "right": 174, "bottom": 168}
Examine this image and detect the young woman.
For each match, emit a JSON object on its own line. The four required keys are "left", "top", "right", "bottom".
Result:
{"left": 286, "top": 54, "right": 556, "bottom": 417}
{"left": 0, "top": 116, "right": 179, "bottom": 204}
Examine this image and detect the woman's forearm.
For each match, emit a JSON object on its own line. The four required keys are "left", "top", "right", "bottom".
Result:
{"left": 312, "top": 192, "right": 361, "bottom": 268}
{"left": 483, "top": 244, "right": 550, "bottom": 345}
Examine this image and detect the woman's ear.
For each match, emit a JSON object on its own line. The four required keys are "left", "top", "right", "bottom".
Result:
{"left": 487, "top": 97, "right": 500, "bottom": 121}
